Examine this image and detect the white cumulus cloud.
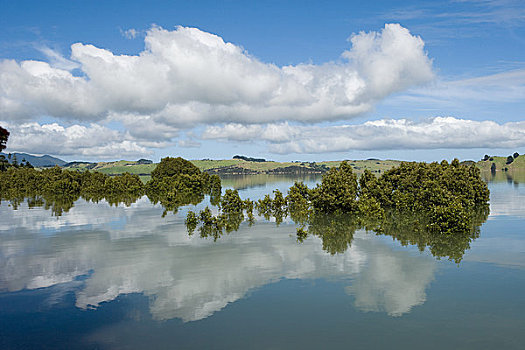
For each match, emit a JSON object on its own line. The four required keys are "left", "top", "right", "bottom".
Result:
{"left": 2, "top": 122, "right": 152, "bottom": 159}
{"left": 0, "top": 24, "right": 433, "bottom": 128}
{"left": 202, "top": 117, "right": 525, "bottom": 154}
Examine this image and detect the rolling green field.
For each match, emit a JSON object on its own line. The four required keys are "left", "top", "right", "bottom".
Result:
{"left": 65, "top": 160, "right": 156, "bottom": 175}
{"left": 193, "top": 158, "right": 403, "bottom": 175}
{"left": 63, "top": 158, "right": 404, "bottom": 176}
{"left": 61, "top": 154, "right": 525, "bottom": 178}
{"left": 192, "top": 159, "right": 303, "bottom": 172}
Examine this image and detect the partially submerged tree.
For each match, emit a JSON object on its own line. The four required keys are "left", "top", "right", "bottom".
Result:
{"left": 0, "top": 126, "right": 8, "bottom": 152}
{"left": 151, "top": 157, "right": 201, "bottom": 180}
{"left": 310, "top": 161, "right": 358, "bottom": 213}
{"left": 146, "top": 156, "right": 221, "bottom": 216}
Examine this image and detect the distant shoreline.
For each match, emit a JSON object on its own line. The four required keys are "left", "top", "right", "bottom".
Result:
{"left": 61, "top": 158, "right": 404, "bottom": 176}
{"left": 21, "top": 153, "right": 524, "bottom": 177}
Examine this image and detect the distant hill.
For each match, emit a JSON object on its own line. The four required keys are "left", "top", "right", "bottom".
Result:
{"left": 477, "top": 154, "right": 525, "bottom": 172}
{"left": 63, "top": 161, "right": 97, "bottom": 169}
{"left": 62, "top": 159, "right": 157, "bottom": 175}
{"left": 58, "top": 158, "right": 403, "bottom": 177}
{"left": 0, "top": 152, "right": 66, "bottom": 167}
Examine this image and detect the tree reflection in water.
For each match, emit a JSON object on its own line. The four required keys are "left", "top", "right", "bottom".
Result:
{"left": 1, "top": 183, "right": 490, "bottom": 263}
{"left": 1, "top": 187, "right": 490, "bottom": 264}
{"left": 186, "top": 202, "right": 489, "bottom": 263}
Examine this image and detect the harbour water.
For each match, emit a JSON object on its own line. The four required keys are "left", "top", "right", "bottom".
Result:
{"left": 1, "top": 174, "right": 524, "bottom": 349}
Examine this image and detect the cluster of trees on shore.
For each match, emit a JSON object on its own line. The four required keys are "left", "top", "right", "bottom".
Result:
{"left": 186, "top": 160, "right": 490, "bottom": 262}
{"left": 0, "top": 166, "right": 143, "bottom": 215}
{"left": 0, "top": 153, "right": 35, "bottom": 171}
{"left": 1, "top": 127, "right": 37, "bottom": 170}
{"left": 233, "top": 155, "right": 267, "bottom": 162}
{"left": 0, "top": 157, "right": 221, "bottom": 217}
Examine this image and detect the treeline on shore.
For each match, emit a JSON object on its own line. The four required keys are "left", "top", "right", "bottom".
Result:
{"left": 0, "top": 157, "right": 221, "bottom": 217}
{"left": 186, "top": 159, "right": 490, "bottom": 263}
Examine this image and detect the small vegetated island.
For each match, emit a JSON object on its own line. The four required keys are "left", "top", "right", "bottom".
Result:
{"left": 0, "top": 154, "right": 489, "bottom": 263}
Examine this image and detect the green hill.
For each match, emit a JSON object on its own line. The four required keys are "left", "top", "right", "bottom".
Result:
{"left": 62, "top": 158, "right": 402, "bottom": 177}
{"left": 64, "top": 160, "right": 156, "bottom": 174}
{"left": 477, "top": 155, "right": 525, "bottom": 172}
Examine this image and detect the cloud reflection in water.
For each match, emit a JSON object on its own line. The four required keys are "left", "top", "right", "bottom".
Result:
{"left": 0, "top": 197, "right": 437, "bottom": 321}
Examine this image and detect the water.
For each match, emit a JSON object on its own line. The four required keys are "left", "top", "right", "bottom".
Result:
{"left": 1, "top": 174, "right": 524, "bottom": 349}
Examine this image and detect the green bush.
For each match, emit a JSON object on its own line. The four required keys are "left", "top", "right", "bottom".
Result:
{"left": 310, "top": 161, "right": 358, "bottom": 213}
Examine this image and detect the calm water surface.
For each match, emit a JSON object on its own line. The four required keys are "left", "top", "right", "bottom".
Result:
{"left": 1, "top": 174, "right": 524, "bottom": 349}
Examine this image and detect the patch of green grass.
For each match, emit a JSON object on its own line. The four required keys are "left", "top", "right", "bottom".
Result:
{"left": 190, "top": 159, "right": 245, "bottom": 170}
{"left": 64, "top": 164, "right": 90, "bottom": 171}
{"left": 190, "top": 159, "right": 308, "bottom": 171}
{"left": 319, "top": 159, "right": 401, "bottom": 175}
{"left": 94, "top": 164, "right": 156, "bottom": 175}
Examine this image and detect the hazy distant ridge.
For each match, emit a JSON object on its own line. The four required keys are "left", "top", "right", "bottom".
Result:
{"left": 0, "top": 152, "right": 66, "bottom": 167}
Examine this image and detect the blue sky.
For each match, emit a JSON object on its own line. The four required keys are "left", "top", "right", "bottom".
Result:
{"left": 1, "top": 0, "right": 524, "bottom": 162}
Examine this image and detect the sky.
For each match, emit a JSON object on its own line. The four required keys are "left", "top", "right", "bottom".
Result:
{"left": 1, "top": 0, "right": 524, "bottom": 162}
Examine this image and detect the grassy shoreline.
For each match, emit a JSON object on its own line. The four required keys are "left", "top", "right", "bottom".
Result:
{"left": 60, "top": 155, "right": 525, "bottom": 178}
{"left": 63, "top": 158, "right": 404, "bottom": 176}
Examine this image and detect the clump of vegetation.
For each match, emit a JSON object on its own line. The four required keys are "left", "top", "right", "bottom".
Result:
{"left": 286, "top": 181, "right": 310, "bottom": 225}
{"left": 0, "top": 166, "right": 145, "bottom": 216}
{"left": 0, "top": 126, "right": 9, "bottom": 152}
{"left": 184, "top": 159, "right": 490, "bottom": 263}
{"left": 233, "top": 155, "right": 266, "bottom": 162}
{"left": 288, "top": 159, "right": 489, "bottom": 261}
{"left": 255, "top": 189, "right": 287, "bottom": 225}
{"left": 185, "top": 210, "right": 199, "bottom": 234}
{"left": 374, "top": 159, "right": 489, "bottom": 232}
{"left": 0, "top": 155, "right": 222, "bottom": 218}
{"left": 243, "top": 198, "right": 255, "bottom": 223}
{"left": 310, "top": 161, "right": 358, "bottom": 213}
{"left": 144, "top": 157, "right": 222, "bottom": 216}
{"left": 186, "top": 189, "right": 246, "bottom": 240}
